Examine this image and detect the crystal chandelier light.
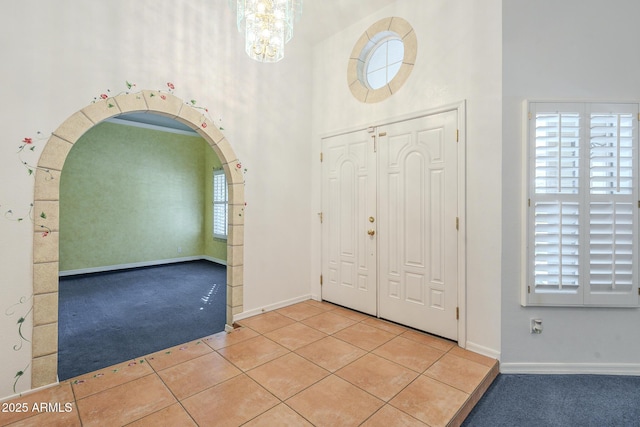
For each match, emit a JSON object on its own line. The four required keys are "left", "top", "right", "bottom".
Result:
{"left": 229, "top": 0, "right": 303, "bottom": 63}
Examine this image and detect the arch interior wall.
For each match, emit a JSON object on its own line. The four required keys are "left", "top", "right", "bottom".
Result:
{"left": 31, "top": 90, "right": 245, "bottom": 388}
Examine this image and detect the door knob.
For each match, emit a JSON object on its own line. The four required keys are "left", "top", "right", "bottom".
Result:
{"left": 367, "top": 229, "right": 376, "bottom": 236}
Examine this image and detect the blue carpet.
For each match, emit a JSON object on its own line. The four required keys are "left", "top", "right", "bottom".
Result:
{"left": 463, "top": 373, "right": 640, "bottom": 427}
{"left": 58, "top": 260, "right": 226, "bottom": 380}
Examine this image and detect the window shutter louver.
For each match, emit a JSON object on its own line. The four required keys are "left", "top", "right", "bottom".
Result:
{"left": 534, "top": 112, "right": 581, "bottom": 195}
{"left": 588, "top": 202, "right": 634, "bottom": 296}
{"left": 527, "top": 102, "right": 639, "bottom": 307}
{"left": 589, "top": 113, "right": 634, "bottom": 195}
{"left": 213, "top": 171, "right": 228, "bottom": 238}
{"left": 585, "top": 107, "right": 638, "bottom": 305}
{"left": 533, "top": 201, "right": 580, "bottom": 294}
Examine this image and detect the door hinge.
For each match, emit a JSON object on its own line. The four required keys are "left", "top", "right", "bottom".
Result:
{"left": 638, "top": 287, "right": 639, "bottom": 296}
{"left": 378, "top": 131, "right": 387, "bottom": 137}
{"left": 456, "top": 307, "right": 459, "bottom": 320}
{"left": 528, "top": 112, "right": 532, "bottom": 120}
{"left": 320, "top": 274, "right": 323, "bottom": 286}
{"left": 456, "top": 129, "right": 459, "bottom": 142}
{"left": 528, "top": 198, "right": 531, "bottom": 207}
{"left": 320, "top": 152, "right": 323, "bottom": 162}
{"left": 455, "top": 217, "right": 459, "bottom": 230}
{"left": 318, "top": 212, "right": 323, "bottom": 223}
{"left": 528, "top": 285, "right": 531, "bottom": 294}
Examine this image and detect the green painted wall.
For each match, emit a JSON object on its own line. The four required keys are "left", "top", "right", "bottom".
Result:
{"left": 59, "top": 121, "right": 226, "bottom": 271}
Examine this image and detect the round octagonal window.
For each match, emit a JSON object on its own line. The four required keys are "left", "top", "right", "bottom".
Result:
{"left": 348, "top": 17, "right": 417, "bottom": 103}
{"left": 363, "top": 33, "right": 404, "bottom": 90}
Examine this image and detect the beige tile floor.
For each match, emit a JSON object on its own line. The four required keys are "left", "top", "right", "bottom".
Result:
{"left": 0, "top": 299, "right": 498, "bottom": 427}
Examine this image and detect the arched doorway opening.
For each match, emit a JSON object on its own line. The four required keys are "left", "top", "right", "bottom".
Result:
{"left": 31, "top": 90, "right": 244, "bottom": 388}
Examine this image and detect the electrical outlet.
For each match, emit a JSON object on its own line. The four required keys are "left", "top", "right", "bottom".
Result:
{"left": 530, "top": 318, "right": 543, "bottom": 334}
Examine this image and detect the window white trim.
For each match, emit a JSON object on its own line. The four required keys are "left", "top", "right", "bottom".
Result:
{"left": 523, "top": 101, "right": 640, "bottom": 307}
{"left": 213, "top": 169, "right": 228, "bottom": 239}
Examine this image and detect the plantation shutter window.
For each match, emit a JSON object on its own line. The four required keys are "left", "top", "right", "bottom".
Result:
{"left": 213, "top": 170, "right": 228, "bottom": 239}
{"left": 526, "top": 102, "right": 639, "bottom": 307}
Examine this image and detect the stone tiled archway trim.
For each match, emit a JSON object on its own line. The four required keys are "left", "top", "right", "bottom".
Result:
{"left": 31, "top": 90, "right": 244, "bottom": 388}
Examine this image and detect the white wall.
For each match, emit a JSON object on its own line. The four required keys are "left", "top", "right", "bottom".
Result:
{"left": 502, "top": 0, "right": 640, "bottom": 373}
{"left": 310, "top": 0, "right": 503, "bottom": 358}
{"left": 0, "top": 0, "right": 312, "bottom": 398}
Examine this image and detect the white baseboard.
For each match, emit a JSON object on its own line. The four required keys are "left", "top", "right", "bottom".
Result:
{"left": 464, "top": 341, "right": 501, "bottom": 361}
{"left": 233, "top": 294, "right": 313, "bottom": 322}
{"left": 59, "top": 256, "right": 225, "bottom": 276}
{"left": 500, "top": 362, "right": 640, "bottom": 376}
{"left": 202, "top": 255, "right": 227, "bottom": 266}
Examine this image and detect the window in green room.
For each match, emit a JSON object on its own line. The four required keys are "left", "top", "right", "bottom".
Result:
{"left": 213, "top": 169, "right": 228, "bottom": 239}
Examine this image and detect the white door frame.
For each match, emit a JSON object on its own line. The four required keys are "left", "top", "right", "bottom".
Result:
{"left": 319, "top": 101, "right": 467, "bottom": 348}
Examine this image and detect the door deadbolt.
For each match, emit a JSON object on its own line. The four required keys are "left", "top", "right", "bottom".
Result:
{"left": 369, "top": 216, "right": 375, "bottom": 223}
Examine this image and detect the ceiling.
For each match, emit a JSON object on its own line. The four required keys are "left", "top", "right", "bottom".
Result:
{"left": 107, "top": 113, "right": 198, "bottom": 135}
{"left": 295, "top": 0, "right": 396, "bottom": 44}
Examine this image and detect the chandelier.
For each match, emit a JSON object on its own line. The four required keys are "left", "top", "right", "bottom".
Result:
{"left": 229, "top": 0, "right": 303, "bottom": 63}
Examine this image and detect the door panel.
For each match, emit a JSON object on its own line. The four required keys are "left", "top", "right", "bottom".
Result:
{"left": 321, "top": 110, "right": 459, "bottom": 339}
{"left": 321, "top": 130, "right": 377, "bottom": 315}
{"left": 378, "top": 111, "right": 458, "bottom": 340}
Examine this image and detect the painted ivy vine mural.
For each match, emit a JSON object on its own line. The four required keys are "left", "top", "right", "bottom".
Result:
{"left": 2, "top": 80, "right": 243, "bottom": 394}
{"left": 4, "top": 126, "right": 53, "bottom": 235}
{"left": 3, "top": 204, "right": 51, "bottom": 238}
{"left": 235, "top": 161, "right": 248, "bottom": 217}
{"left": 2, "top": 132, "right": 51, "bottom": 394}
{"left": 1, "top": 127, "right": 50, "bottom": 394}
{"left": 92, "top": 80, "right": 137, "bottom": 106}
{"left": 5, "top": 298, "right": 32, "bottom": 352}
{"left": 4, "top": 296, "right": 32, "bottom": 393}
{"left": 92, "top": 81, "right": 225, "bottom": 131}
{"left": 17, "top": 132, "right": 54, "bottom": 180}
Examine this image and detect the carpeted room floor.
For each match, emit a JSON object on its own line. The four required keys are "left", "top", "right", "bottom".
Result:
{"left": 58, "top": 260, "right": 227, "bottom": 380}
{"left": 462, "top": 372, "right": 640, "bottom": 427}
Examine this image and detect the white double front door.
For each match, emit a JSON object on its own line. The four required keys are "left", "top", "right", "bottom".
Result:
{"left": 321, "top": 110, "right": 460, "bottom": 340}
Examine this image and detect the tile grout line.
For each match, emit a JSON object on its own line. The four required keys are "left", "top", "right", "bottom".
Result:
{"left": 300, "top": 304, "right": 479, "bottom": 425}
{"left": 142, "top": 355, "right": 200, "bottom": 427}
{"left": 251, "top": 309, "right": 440, "bottom": 425}
{"left": 201, "top": 310, "right": 446, "bottom": 425}
{"left": 67, "top": 377, "right": 84, "bottom": 426}
{"left": 22, "top": 300, "right": 497, "bottom": 426}
{"left": 234, "top": 321, "right": 329, "bottom": 427}
{"left": 240, "top": 312, "right": 394, "bottom": 425}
